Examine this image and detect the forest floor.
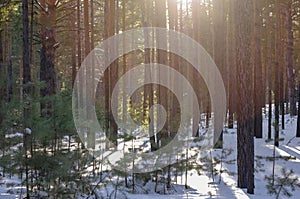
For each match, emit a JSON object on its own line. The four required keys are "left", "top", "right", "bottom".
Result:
{"left": 1, "top": 113, "right": 300, "bottom": 199}
{"left": 126, "top": 113, "right": 300, "bottom": 199}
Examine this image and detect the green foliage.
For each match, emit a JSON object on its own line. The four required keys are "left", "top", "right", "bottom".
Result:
{"left": 256, "top": 155, "right": 296, "bottom": 161}
{"left": 0, "top": 0, "right": 20, "bottom": 24}
{"left": 53, "top": 89, "right": 76, "bottom": 135}
{"left": 265, "top": 168, "right": 300, "bottom": 199}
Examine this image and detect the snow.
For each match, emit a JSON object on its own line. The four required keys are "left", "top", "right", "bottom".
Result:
{"left": 128, "top": 113, "right": 300, "bottom": 199}
{"left": 5, "top": 133, "right": 23, "bottom": 139}
{"left": 1, "top": 112, "right": 300, "bottom": 198}
{"left": 5, "top": 128, "right": 32, "bottom": 139}
{"left": 25, "top": 128, "right": 31, "bottom": 135}
{"left": 0, "top": 175, "right": 26, "bottom": 199}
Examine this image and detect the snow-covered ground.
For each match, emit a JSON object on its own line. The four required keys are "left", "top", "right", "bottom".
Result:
{"left": 1, "top": 113, "right": 300, "bottom": 198}
{"left": 100, "top": 113, "right": 300, "bottom": 199}
{"left": 0, "top": 175, "right": 26, "bottom": 199}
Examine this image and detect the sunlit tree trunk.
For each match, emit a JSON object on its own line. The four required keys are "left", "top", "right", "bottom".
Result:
{"left": 30, "top": 0, "right": 34, "bottom": 66}
{"left": 110, "top": 0, "right": 118, "bottom": 147}
{"left": 142, "top": 0, "right": 156, "bottom": 151}
{"left": 274, "top": 0, "right": 281, "bottom": 147}
{"left": 83, "top": 0, "right": 90, "bottom": 56}
{"left": 104, "top": 0, "right": 118, "bottom": 147}
{"left": 253, "top": 0, "right": 263, "bottom": 138}
{"left": 191, "top": 0, "right": 200, "bottom": 137}
{"left": 166, "top": 0, "right": 178, "bottom": 188}
{"left": 167, "top": 0, "right": 179, "bottom": 139}
{"left": 83, "top": 0, "right": 95, "bottom": 149}
{"left": 265, "top": 1, "right": 273, "bottom": 140}
{"left": 235, "top": 0, "right": 254, "bottom": 194}
{"left": 91, "top": 0, "right": 96, "bottom": 174}
{"left": 297, "top": 84, "right": 300, "bottom": 137}
{"left": 91, "top": 0, "right": 95, "bottom": 90}
{"left": 104, "top": 0, "right": 111, "bottom": 148}
{"left": 213, "top": 0, "right": 226, "bottom": 148}
{"left": 285, "top": 0, "right": 296, "bottom": 116}
{"left": 77, "top": 0, "right": 83, "bottom": 109}
{"left": 155, "top": 0, "right": 168, "bottom": 148}
{"left": 121, "top": 0, "right": 127, "bottom": 139}
{"left": 227, "top": 0, "right": 236, "bottom": 129}
{"left": 279, "top": 2, "right": 285, "bottom": 130}
{"left": 71, "top": 8, "right": 76, "bottom": 87}
{"left": 39, "top": 0, "right": 57, "bottom": 117}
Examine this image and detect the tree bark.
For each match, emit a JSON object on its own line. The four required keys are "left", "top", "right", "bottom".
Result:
{"left": 7, "top": 27, "right": 12, "bottom": 103}
{"left": 265, "top": 1, "right": 272, "bottom": 140}
{"left": 30, "top": 0, "right": 34, "bottom": 66}
{"left": 22, "top": 0, "right": 31, "bottom": 197}
{"left": 253, "top": 0, "right": 263, "bottom": 138}
{"left": 279, "top": 2, "right": 285, "bottom": 130}
{"left": 104, "top": 0, "right": 118, "bottom": 147}
{"left": 285, "top": 0, "right": 296, "bottom": 116}
{"left": 71, "top": 9, "right": 77, "bottom": 87}
{"left": 228, "top": 0, "right": 236, "bottom": 129}
{"left": 76, "top": 0, "right": 84, "bottom": 113}
{"left": 0, "top": 26, "right": 4, "bottom": 177}
{"left": 142, "top": 0, "right": 156, "bottom": 151}
{"left": 213, "top": 0, "right": 226, "bottom": 147}
{"left": 274, "top": 0, "right": 281, "bottom": 147}
{"left": 39, "top": 0, "right": 57, "bottom": 117}
{"left": 155, "top": 0, "right": 168, "bottom": 148}
{"left": 296, "top": 84, "right": 300, "bottom": 137}
{"left": 235, "top": 0, "right": 255, "bottom": 194}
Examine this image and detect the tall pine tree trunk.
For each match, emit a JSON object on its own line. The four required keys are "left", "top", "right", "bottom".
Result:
{"left": 213, "top": 0, "right": 226, "bottom": 147}
{"left": 104, "top": 0, "right": 118, "bottom": 147}
{"left": 279, "top": 3, "right": 285, "bottom": 130}
{"left": 285, "top": 0, "right": 296, "bottom": 116}
{"left": 39, "top": 0, "right": 57, "bottom": 117}
{"left": 22, "top": 0, "right": 31, "bottom": 197}
{"left": 142, "top": 0, "right": 156, "bottom": 151}
{"left": 0, "top": 25, "right": 4, "bottom": 177}
{"left": 30, "top": 0, "right": 34, "bottom": 66}
{"left": 228, "top": 0, "right": 236, "bottom": 129}
{"left": 71, "top": 9, "right": 77, "bottom": 87}
{"left": 155, "top": 0, "right": 168, "bottom": 148}
{"left": 7, "top": 27, "right": 12, "bottom": 102}
{"left": 83, "top": 0, "right": 95, "bottom": 149}
{"left": 77, "top": 0, "right": 83, "bottom": 110}
{"left": 191, "top": 0, "right": 200, "bottom": 138}
{"left": 274, "top": 0, "right": 281, "bottom": 147}
{"left": 236, "top": 0, "right": 255, "bottom": 194}
{"left": 296, "top": 84, "right": 300, "bottom": 137}
{"left": 253, "top": 0, "right": 263, "bottom": 138}
{"left": 265, "top": 1, "right": 273, "bottom": 140}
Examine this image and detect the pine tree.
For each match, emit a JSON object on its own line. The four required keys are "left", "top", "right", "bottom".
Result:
{"left": 235, "top": 0, "right": 255, "bottom": 194}
{"left": 296, "top": 84, "right": 300, "bottom": 137}
{"left": 227, "top": 0, "right": 236, "bottom": 130}
{"left": 253, "top": 0, "right": 263, "bottom": 138}
{"left": 212, "top": 0, "right": 227, "bottom": 147}
{"left": 22, "top": 0, "right": 31, "bottom": 197}
{"left": 265, "top": 168, "right": 300, "bottom": 199}
{"left": 285, "top": 0, "right": 296, "bottom": 116}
